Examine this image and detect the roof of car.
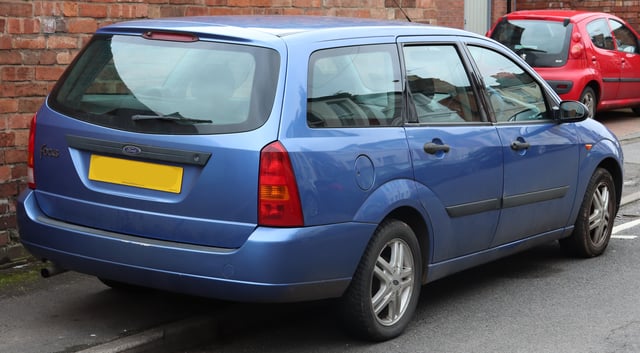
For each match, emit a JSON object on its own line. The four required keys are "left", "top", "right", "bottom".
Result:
{"left": 502, "top": 9, "right": 612, "bottom": 23}
{"left": 98, "top": 15, "right": 477, "bottom": 42}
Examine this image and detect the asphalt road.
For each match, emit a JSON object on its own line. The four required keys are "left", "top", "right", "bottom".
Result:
{"left": 2, "top": 203, "right": 638, "bottom": 353}
{"left": 183, "top": 201, "right": 640, "bottom": 353}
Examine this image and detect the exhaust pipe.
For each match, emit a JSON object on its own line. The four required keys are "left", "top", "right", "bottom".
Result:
{"left": 41, "top": 262, "right": 67, "bottom": 278}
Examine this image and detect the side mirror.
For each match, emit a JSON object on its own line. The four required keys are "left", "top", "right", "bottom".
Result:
{"left": 555, "top": 101, "right": 588, "bottom": 122}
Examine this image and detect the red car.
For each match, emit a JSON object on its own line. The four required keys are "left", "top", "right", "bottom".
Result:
{"left": 487, "top": 10, "right": 640, "bottom": 117}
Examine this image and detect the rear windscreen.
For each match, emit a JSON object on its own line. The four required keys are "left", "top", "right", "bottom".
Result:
{"left": 50, "top": 34, "right": 280, "bottom": 134}
{"left": 490, "top": 19, "right": 572, "bottom": 68}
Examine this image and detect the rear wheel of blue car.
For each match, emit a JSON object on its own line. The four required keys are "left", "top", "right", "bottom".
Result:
{"left": 560, "top": 168, "right": 616, "bottom": 257}
{"left": 341, "top": 219, "right": 422, "bottom": 341}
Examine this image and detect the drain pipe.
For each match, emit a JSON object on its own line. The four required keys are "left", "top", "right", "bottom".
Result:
{"left": 41, "top": 261, "right": 67, "bottom": 278}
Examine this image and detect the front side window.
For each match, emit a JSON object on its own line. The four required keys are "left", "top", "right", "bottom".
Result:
{"left": 403, "top": 45, "right": 482, "bottom": 123}
{"left": 50, "top": 34, "right": 280, "bottom": 134}
{"left": 586, "top": 19, "right": 615, "bottom": 50}
{"left": 307, "top": 45, "right": 402, "bottom": 128}
{"left": 468, "top": 46, "right": 548, "bottom": 122}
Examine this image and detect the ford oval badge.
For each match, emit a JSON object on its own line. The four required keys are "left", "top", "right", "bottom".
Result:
{"left": 122, "top": 145, "right": 142, "bottom": 155}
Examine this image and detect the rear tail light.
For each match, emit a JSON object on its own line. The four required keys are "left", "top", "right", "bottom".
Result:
{"left": 570, "top": 43, "right": 584, "bottom": 59}
{"left": 258, "top": 141, "right": 303, "bottom": 227}
{"left": 27, "top": 114, "right": 37, "bottom": 189}
{"left": 570, "top": 31, "right": 584, "bottom": 59}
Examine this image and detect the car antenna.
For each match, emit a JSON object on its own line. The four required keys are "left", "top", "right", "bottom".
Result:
{"left": 391, "top": 0, "right": 412, "bottom": 22}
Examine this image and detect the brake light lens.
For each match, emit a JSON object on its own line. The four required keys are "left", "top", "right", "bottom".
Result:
{"left": 570, "top": 43, "right": 584, "bottom": 59}
{"left": 27, "top": 114, "right": 36, "bottom": 189}
{"left": 570, "top": 31, "right": 584, "bottom": 59}
{"left": 142, "top": 31, "right": 198, "bottom": 42}
{"left": 258, "top": 141, "right": 303, "bottom": 227}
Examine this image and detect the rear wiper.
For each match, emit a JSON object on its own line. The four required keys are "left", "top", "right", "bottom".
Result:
{"left": 516, "top": 47, "right": 547, "bottom": 54}
{"left": 131, "top": 112, "right": 212, "bottom": 123}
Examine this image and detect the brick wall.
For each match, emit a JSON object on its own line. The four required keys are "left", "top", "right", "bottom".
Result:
{"left": 0, "top": 0, "right": 471, "bottom": 266}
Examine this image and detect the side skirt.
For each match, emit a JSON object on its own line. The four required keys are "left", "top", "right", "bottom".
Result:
{"left": 424, "top": 227, "right": 574, "bottom": 284}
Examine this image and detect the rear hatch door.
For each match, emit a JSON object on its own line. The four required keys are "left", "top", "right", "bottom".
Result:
{"left": 32, "top": 27, "right": 283, "bottom": 249}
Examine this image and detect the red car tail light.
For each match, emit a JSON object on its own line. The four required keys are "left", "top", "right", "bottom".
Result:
{"left": 258, "top": 141, "right": 303, "bottom": 227}
{"left": 570, "top": 32, "right": 584, "bottom": 59}
{"left": 570, "top": 43, "right": 585, "bottom": 59}
{"left": 27, "top": 114, "right": 37, "bottom": 189}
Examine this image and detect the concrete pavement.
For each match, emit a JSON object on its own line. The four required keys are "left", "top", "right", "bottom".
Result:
{"left": 621, "top": 132, "right": 640, "bottom": 206}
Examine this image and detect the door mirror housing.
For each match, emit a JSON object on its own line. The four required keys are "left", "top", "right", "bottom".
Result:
{"left": 555, "top": 101, "right": 588, "bottom": 122}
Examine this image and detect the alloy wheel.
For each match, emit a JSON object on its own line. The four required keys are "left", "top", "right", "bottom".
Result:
{"left": 588, "top": 181, "right": 612, "bottom": 247}
{"left": 371, "top": 238, "right": 415, "bottom": 327}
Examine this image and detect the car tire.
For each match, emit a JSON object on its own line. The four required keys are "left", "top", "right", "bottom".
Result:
{"left": 579, "top": 86, "right": 597, "bottom": 118}
{"left": 560, "top": 168, "right": 616, "bottom": 257}
{"left": 632, "top": 107, "right": 640, "bottom": 116}
{"left": 340, "top": 219, "right": 422, "bottom": 341}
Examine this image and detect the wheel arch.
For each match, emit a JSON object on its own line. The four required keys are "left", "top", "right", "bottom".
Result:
{"left": 585, "top": 80, "right": 600, "bottom": 105}
{"left": 578, "top": 81, "right": 600, "bottom": 117}
{"left": 598, "top": 156, "right": 623, "bottom": 212}
{"left": 384, "top": 207, "right": 430, "bottom": 284}
{"left": 352, "top": 179, "right": 433, "bottom": 284}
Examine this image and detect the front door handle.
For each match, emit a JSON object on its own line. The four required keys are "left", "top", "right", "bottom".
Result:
{"left": 424, "top": 142, "right": 451, "bottom": 154}
{"left": 511, "top": 140, "right": 530, "bottom": 150}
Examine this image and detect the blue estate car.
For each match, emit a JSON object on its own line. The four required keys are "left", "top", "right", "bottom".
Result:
{"left": 18, "top": 16, "right": 623, "bottom": 341}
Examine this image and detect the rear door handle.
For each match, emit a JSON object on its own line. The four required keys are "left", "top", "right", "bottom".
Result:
{"left": 424, "top": 142, "right": 451, "bottom": 154}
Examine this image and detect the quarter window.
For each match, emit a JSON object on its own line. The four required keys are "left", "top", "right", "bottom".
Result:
{"left": 307, "top": 45, "right": 402, "bottom": 128}
{"left": 403, "top": 45, "right": 482, "bottom": 123}
{"left": 468, "top": 46, "right": 548, "bottom": 122}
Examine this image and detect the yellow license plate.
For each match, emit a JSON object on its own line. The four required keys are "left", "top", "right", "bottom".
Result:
{"left": 88, "top": 155, "right": 183, "bottom": 193}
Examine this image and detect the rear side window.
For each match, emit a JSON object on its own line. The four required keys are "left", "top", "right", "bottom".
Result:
{"left": 491, "top": 19, "right": 572, "bottom": 67}
{"left": 50, "top": 34, "right": 280, "bottom": 135}
{"left": 307, "top": 44, "right": 402, "bottom": 128}
{"left": 587, "top": 19, "right": 615, "bottom": 50}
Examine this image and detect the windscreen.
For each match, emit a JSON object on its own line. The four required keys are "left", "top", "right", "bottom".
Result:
{"left": 491, "top": 19, "right": 573, "bottom": 68}
{"left": 50, "top": 34, "right": 280, "bottom": 134}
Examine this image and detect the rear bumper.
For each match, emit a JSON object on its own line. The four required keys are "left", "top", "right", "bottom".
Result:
{"left": 545, "top": 80, "right": 574, "bottom": 95}
{"left": 17, "top": 190, "right": 374, "bottom": 302}
{"left": 535, "top": 66, "right": 597, "bottom": 101}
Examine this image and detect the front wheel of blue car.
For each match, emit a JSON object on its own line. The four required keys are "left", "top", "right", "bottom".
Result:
{"left": 340, "top": 219, "right": 422, "bottom": 341}
{"left": 560, "top": 168, "right": 616, "bottom": 257}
